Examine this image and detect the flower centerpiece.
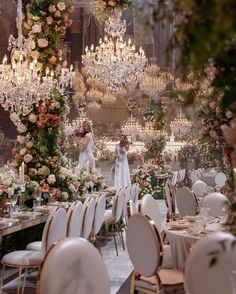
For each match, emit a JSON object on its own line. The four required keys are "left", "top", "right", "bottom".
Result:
{"left": 98, "top": 0, "right": 132, "bottom": 12}
{"left": 0, "top": 171, "right": 22, "bottom": 199}
{"left": 132, "top": 160, "right": 169, "bottom": 199}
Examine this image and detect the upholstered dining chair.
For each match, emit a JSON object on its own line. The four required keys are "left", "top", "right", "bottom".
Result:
{"left": 67, "top": 201, "right": 84, "bottom": 237}
{"left": 164, "top": 180, "right": 176, "bottom": 220}
{"left": 92, "top": 194, "right": 106, "bottom": 237}
{"left": 126, "top": 214, "right": 184, "bottom": 294}
{"left": 81, "top": 198, "right": 96, "bottom": 240}
{"left": 192, "top": 180, "right": 208, "bottom": 197}
{"left": 38, "top": 238, "right": 110, "bottom": 294}
{"left": 130, "top": 184, "right": 137, "bottom": 202}
{"left": 201, "top": 192, "right": 230, "bottom": 217}
{"left": 184, "top": 231, "right": 236, "bottom": 294}
{"left": 0, "top": 207, "right": 67, "bottom": 294}
{"left": 141, "top": 194, "right": 173, "bottom": 269}
{"left": 214, "top": 172, "right": 227, "bottom": 189}
{"left": 122, "top": 186, "right": 131, "bottom": 222}
{"left": 175, "top": 187, "right": 198, "bottom": 217}
{"left": 134, "top": 183, "right": 140, "bottom": 203}
{"left": 104, "top": 188, "right": 125, "bottom": 256}
{"left": 190, "top": 170, "right": 200, "bottom": 184}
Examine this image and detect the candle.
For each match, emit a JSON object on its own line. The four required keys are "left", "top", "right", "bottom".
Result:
{"left": 86, "top": 161, "right": 90, "bottom": 173}
{"left": 22, "top": 162, "right": 25, "bottom": 185}
{"left": 19, "top": 166, "right": 22, "bottom": 183}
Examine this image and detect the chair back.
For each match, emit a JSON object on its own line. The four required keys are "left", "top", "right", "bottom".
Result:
{"left": 42, "top": 207, "right": 67, "bottom": 255}
{"left": 201, "top": 192, "right": 230, "bottom": 217}
{"left": 93, "top": 194, "right": 106, "bottom": 235}
{"left": 176, "top": 187, "right": 198, "bottom": 217}
{"left": 122, "top": 187, "right": 129, "bottom": 218}
{"left": 192, "top": 180, "right": 208, "bottom": 197}
{"left": 128, "top": 200, "right": 138, "bottom": 216}
{"left": 82, "top": 198, "right": 96, "bottom": 239}
{"left": 124, "top": 185, "right": 131, "bottom": 200}
{"left": 134, "top": 183, "right": 140, "bottom": 203}
{"left": 184, "top": 232, "right": 236, "bottom": 294}
{"left": 214, "top": 172, "right": 227, "bottom": 188}
{"left": 164, "top": 181, "right": 175, "bottom": 214}
{"left": 190, "top": 170, "right": 200, "bottom": 184}
{"left": 126, "top": 214, "right": 163, "bottom": 277}
{"left": 112, "top": 188, "right": 125, "bottom": 223}
{"left": 171, "top": 171, "right": 178, "bottom": 186}
{"left": 130, "top": 184, "right": 137, "bottom": 202}
{"left": 38, "top": 238, "right": 110, "bottom": 294}
{"left": 141, "top": 194, "right": 162, "bottom": 233}
{"left": 67, "top": 201, "right": 84, "bottom": 237}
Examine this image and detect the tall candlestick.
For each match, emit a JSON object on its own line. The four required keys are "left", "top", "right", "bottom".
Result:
{"left": 19, "top": 166, "right": 22, "bottom": 183}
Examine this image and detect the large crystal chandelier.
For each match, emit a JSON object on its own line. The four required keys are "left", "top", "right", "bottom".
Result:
{"left": 139, "top": 58, "right": 174, "bottom": 98}
{"left": 65, "top": 111, "right": 92, "bottom": 136}
{"left": 139, "top": 122, "right": 168, "bottom": 141}
{"left": 121, "top": 115, "right": 142, "bottom": 140}
{"left": 82, "top": 9, "right": 147, "bottom": 92}
{"left": 0, "top": 0, "right": 74, "bottom": 117}
{"left": 170, "top": 110, "right": 192, "bottom": 138}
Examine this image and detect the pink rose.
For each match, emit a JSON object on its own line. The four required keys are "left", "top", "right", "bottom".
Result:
{"left": 49, "top": 56, "right": 57, "bottom": 64}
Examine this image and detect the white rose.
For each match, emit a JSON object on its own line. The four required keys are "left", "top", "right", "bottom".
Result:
{"left": 57, "top": 1, "right": 66, "bottom": 11}
{"left": 48, "top": 4, "right": 56, "bottom": 13}
{"left": 54, "top": 10, "right": 61, "bottom": 17}
{"left": 20, "top": 148, "right": 27, "bottom": 156}
{"left": 29, "top": 113, "right": 37, "bottom": 123}
{"left": 10, "top": 113, "right": 19, "bottom": 125}
{"left": 24, "top": 154, "right": 33, "bottom": 163}
{"left": 17, "top": 135, "right": 26, "bottom": 144}
{"left": 61, "top": 192, "right": 68, "bottom": 200}
{"left": 32, "top": 24, "right": 42, "bottom": 33}
{"left": 37, "top": 38, "right": 48, "bottom": 48}
{"left": 47, "top": 174, "right": 56, "bottom": 184}
{"left": 7, "top": 187, "right": 15, "bottom": 196}
{"left": 26, "top": 141, "right": 33, "bottom": 148}
{"left": 17, "top": 124, "right": 27, "bottom": 133}
{"left": 30, "top": 50, "right": 40, "bottom": 60}
{"left": 3, "top": 179, "right": 12, "bottom": 186}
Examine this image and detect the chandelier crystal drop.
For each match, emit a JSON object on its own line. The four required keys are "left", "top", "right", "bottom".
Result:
{"left": 82, "top": 10, "right": 147, "bottom": 92}
{"left": 0, "top": 0, "right": 74, "bottom": 117}
{"left": 139, "top": 60, "right": 174, "bottom": 98}
{"left": 170, "top": 110, "right": 192, "bottom": 137}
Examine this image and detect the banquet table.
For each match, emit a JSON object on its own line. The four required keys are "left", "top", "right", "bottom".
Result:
{"left": 164, "top": 219, "right": 222, "bottom": 270}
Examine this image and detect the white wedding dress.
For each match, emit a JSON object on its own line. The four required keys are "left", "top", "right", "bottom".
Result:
{"left": 79, "top": 132, "right": 95, "bottom": 170}
{"left": 114, "top": 145, "right": 131, "bottom": 188}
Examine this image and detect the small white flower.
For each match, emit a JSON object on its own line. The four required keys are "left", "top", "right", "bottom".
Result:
{"left": 57, "top": 1, "right": 66, "bottom": 11}
{"left": 7, "top": 187, "right": 15, "bottom": 196}
{"left": 20, "top": 148, "right": 27, "bottom": 156}
{"left": 17, "top": 124, "right": 27, "bottom": 133}
{"left": 31, "top": 24, "right": 42, "bottom": 33}
{"left": 17, "top": 135, "right": 26, "bottom": 144}
{"left": 29, "top": 113, "right": 37, "bottom": 123}
{"left": 47, "top": 174, "right": 56, "bottom": 184}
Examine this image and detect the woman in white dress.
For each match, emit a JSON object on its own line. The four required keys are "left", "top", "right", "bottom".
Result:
{"left": 77, "top": 121, "right": 95, "bottom": 171}
{"left": 114, "top": 135, "right": 131, "bottom": 188}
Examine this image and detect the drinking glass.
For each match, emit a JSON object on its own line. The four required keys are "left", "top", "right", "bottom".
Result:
{"left": 34, "top": 189, "right": 42, "bottom": 208}
{"left": 10, "top": 194, "right": 18, "bottom": 217}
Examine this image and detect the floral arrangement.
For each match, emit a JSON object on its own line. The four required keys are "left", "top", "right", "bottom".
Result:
{"left": 0, "top": 171, "right": 21, "bottom": 198}
{"left": 199, "top": 97, "right": 235, "bottom": 171}
{"left": 132, "top": 161, "right": 169, "bottom": 199}
{"left": 22, "top": 0, "right": 74, "bottom": 71}
{"left": 10, "top": 89, "right": 73, "bottom": 203}
{"left": 97, "top": 0, "right": 132, "bottom": 12}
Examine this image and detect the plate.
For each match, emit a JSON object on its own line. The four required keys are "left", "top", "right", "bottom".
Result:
{"left": 0, "top": 218, "right": 20, "bottom": 225}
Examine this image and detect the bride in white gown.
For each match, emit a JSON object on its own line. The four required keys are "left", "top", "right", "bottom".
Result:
{"left": 77, "top": 121, "right": 95, "bottom": 171}
{"left": 114, "top": 135, "right": 131, "bottom": 188}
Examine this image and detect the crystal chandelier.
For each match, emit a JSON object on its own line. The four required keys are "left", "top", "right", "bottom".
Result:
{"left": 65, "top": 111, "right": 92, "bottom": 136}
{"left": 101, "top": 92, "right": 116, "bottom": 105}
{"left": 139, "top": 59, "right": 174, "bottom": 98}
{"left": 0, "top": 0, "right": 74, "bottom": 117}
{"left": 139, "top": 122, "right": 168, "bottom": 141}
{"left": 82, "top": 9, "right": 147, "bottom": 92}
{"left": 170, "top": 110, "right": 192, "bottom": 137}
{"left": 121, "top": 115, "right": 142, "bottom": 140}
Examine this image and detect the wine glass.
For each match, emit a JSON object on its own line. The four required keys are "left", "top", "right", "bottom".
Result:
{"left": 34, "top": 189, "right": 42, "bottom": 208}
{"left": 10, "top": 194, "right": 18, "bottom": 217}
{"left": 48, "top": 187, "right": 55, "bottom": 205}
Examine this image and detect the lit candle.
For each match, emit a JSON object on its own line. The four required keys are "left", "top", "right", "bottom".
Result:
{"left": 21, "top": 162, "right": 24, "bottom": 185}
{"left": 19, "top": 166, "right": 22, "bottom": 183}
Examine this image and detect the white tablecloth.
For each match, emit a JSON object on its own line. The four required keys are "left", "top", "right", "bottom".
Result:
{"left": 164, "top": 222, "right": 221, "bottom": 270}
